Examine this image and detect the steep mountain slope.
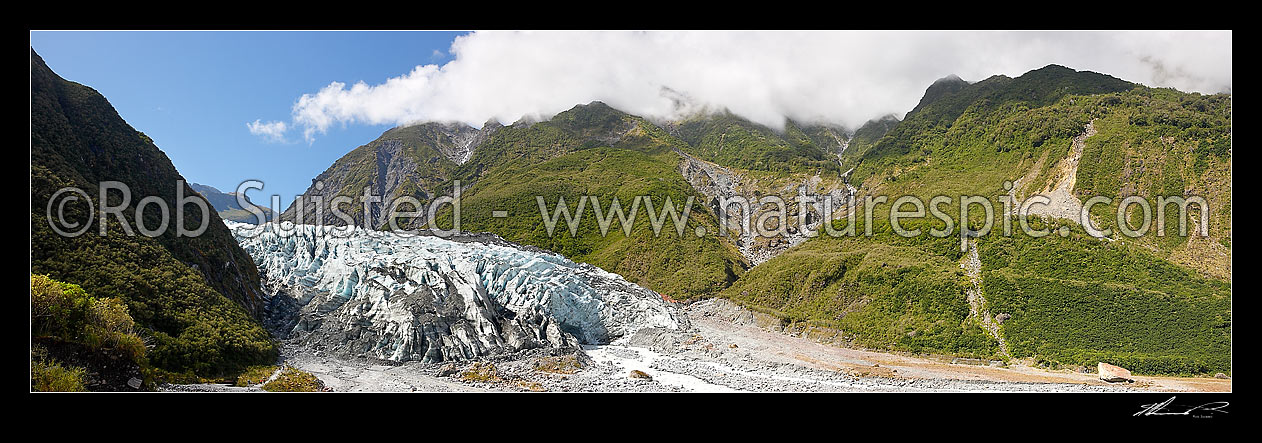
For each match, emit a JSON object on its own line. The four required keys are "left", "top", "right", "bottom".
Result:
{"left": 722, "top": 64, "right": 1231, "bottom": 376}
{"left": 455, "top": 102, "right": 640, "bottom": 181}
{"left": 849, "top": 64, "right": 1230, "bottom": 272}
{"left": 664, "top": 111, "right": 842, "bottom": 174}
{"left": 286, "top": 102, "right": 749, "bottom": 300}
{"left": 794, "top": 121, "right": 851, "bottom": 157}
{"left": 977, "top": 227, "right": 1230, "bottom": 375}
{"left": 437, "top": 104, "right": 754, "bottom": 299}
{"left": 286, "top": 102, "right": 893, "bottom": 298}
{"left": 190, "top": 182, "right": 274, "bottom": 223}
{"left": 661, "top": 113, "right": 877, "bottom": 264}
{"left": 851, "top": 64, "right": 1139, "bottom": 195}
{"left": 30, "top": 49, "right": 276, "bottom": 376}
{"left": 280, "top": 122, "right": 499, "bottom": 227}
{"left": 838, "top": 114, "right": 900, "bottom": 170}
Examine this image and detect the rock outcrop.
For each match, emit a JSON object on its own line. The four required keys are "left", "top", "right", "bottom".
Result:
{"left": 676, "top": 150, "right": 852, "bottom": 265}
{"left": 280, "top": 122, "right": 500, "bottom": 229}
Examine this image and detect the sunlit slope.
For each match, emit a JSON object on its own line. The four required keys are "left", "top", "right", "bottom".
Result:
{"left": 720, "top": 65, "right": 1231, "bottom": 375}
{"left": 30, "top": 49, "right": 276, "bottom": 377}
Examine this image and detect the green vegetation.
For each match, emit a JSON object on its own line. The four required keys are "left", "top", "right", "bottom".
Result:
{"left": 260, "top": 367, "right": 324, "bottom": 392}
{"left": 723, "top": 64, "right": 1229, "bottom": 375}
{"left": 31, "top": 274, "right": 146, "bottom": 391}
{"left": 854, "top": 74, "right": 1125, "bottom": 195}
{"left": 843, "top": 63, "right": 1230, "bottom": 275}
{"left": 978, "top": 227, "right": 1230, "bottom": 375}
{"left": 671, "top": 111, "right": 841, "bottom": 174}
{"left": 31, "top": 352, "right": 87, "bottom": 392}
{"left": 232, "top": 365, "right": 325, "bottom": 391}
{"left": 440, "top": 146, "right": 745, "bottom": 299}
{"left": 456, "top": 102, "right": 639, "bottom": 182}
{"left": 838, "top": 114, "right": 900, "bottom": 169}
{"left": 31, "top": 274, "right": 146, "bottom": 361}
{"left": 234, "top": 365, "right": 280, "bottom": 387}
{"left": 294, "top": 101, "right": 750, "bottom": 300}
{"left": 413, "top": 103, "right": 747, "bottom": 299}
{"left": 270, "top": 63, "right": 1230, "bottom": 377}
{"left": 720, "top": 218, "right": 1000, "bottom": 359}
{"left": 31, "top": 173, "right": 277, "bottom": 376}
{"left": 30, "top": 50, "right": 276, "bottom": 378}
{"left": 1072, "top": 89, "right": 1232, "bottom": 275}
{"left": 848, "top": 66, "right": 1229, "bottom": 241}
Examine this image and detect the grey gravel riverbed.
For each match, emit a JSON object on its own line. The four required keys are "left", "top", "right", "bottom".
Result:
{"left": 273, "top": 310, "right": 1134, "bottom": 393}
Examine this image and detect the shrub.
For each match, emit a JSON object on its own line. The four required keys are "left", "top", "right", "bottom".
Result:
{"left": 31, "top": 274, "right": 147, "bottom": 363}
{"left": 260, "top": 367, "right": 324, "bottom": 392}
{"left": 31, "top": 359, "right": 87, "bottom": 392}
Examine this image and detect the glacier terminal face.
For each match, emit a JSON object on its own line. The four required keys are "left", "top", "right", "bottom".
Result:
{"left": 227, "top": 222, "right": 688, "bottom": 363}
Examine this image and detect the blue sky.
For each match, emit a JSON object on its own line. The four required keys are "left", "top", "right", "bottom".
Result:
{"left": 31, "top": 31, "right": 1230, "bottom": 213}
{"left": 31, "top": 30, "right": 468, "bottom": 207}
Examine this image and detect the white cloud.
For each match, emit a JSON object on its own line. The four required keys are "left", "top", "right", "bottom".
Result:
{"left": 246, "top": 119, "right": 288, "bottom": 143}
{"left": 270, "top": 30, "right": 1232, "bottom": 142}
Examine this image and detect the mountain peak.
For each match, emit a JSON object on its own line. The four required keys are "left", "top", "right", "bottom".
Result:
{"left": 547, "top": 100, "right": 634, "bottom": 133}
{"left": 560, "top": 100, "right": 618, "bottom": 117}
{"left": 1029, "top": 63, "right": 1075, "bottom": 74}
{"left": 931, "top": 74, "right": 967, "bottom": 86}
{"left": 910, "top": 74, "right": 970, "bottom": 115}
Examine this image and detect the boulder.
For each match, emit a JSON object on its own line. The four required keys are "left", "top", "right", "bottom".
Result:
{"left": 437, "top": 362, "right": 458, "bottom": 377}
{"left": 629, "top": 370, "right": 653, "bottom": 380}
{"left": 1097, "top": 362, "right": 1133, "bottom": 382}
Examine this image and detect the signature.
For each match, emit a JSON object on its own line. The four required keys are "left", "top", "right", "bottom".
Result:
{"left": 1135, "top": 396, "right": 1229, "bottom": 417}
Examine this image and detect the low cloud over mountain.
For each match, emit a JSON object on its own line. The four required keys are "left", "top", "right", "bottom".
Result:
{"left": 252, "top": 31, "right": 1231, "bottom": 143}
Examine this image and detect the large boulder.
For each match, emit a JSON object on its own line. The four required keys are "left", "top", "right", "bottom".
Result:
{"left": 1097, "top": 362, "right": 1133, "bottom": 382}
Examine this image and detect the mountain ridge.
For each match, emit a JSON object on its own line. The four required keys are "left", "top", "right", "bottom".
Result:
{"left": 189, "top": 182, "right": 275, "bottom": 223}
{"left": 31, "top": 49, "right": 277, "bottom": 376}
{"left": 272, "top": 63, "right": 1229, "bottom": 376}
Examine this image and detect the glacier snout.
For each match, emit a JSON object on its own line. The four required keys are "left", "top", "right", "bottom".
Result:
{"left": 229, "top": 222, "right": 689, "bottom": 363}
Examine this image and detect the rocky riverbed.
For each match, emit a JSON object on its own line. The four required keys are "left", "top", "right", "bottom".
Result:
{"left": 272, "top": 299, "right": 1156, "bottom": 393}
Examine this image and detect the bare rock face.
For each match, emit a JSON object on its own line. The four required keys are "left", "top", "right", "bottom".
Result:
{"left": 1098, "top": 362, "right": 1133, "bottom": 382}
{"left": 280, "top": 122, "right": 500, "bottom": 229}
{"left": 676, "top": 151, "right": 852, "bottom": 266}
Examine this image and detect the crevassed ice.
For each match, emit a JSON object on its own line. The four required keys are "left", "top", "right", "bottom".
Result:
{"left": 227, "top": 221, "right": 686, "bottom": 349}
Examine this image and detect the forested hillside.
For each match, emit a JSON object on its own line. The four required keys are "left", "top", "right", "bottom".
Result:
{"left": 31, "top": 49, "right": 276, "bottom": 378}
